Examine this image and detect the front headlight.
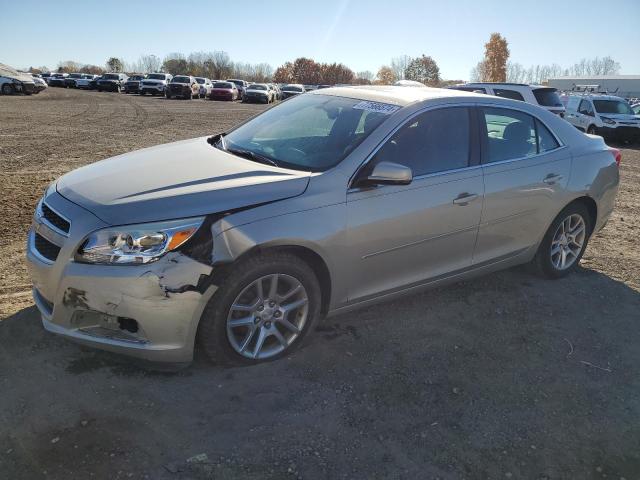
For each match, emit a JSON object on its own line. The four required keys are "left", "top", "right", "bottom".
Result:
{"left": 601, "top": 117, "right": 616, "bottom": 125}
{"left": 75, "top": 217, "right": 204, "bottom": 265}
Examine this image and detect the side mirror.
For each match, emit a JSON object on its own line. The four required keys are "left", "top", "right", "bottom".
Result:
{"left": 362, "top": 161, "right": 413, "bottom": 186}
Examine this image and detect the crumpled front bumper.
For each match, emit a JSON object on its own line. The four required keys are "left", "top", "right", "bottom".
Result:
{"left": 26, "top": 192, "right": 217, "bottom": 364}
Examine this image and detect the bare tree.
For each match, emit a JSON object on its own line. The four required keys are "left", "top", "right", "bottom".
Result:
{"left": 391, "top": 55, "right": 411, "bottom": 81}
{"left": 356, "top": 70, "right": 374, "bottom": 82}
{"left": 469, "top": 60, "right": 488, "bottom": 82}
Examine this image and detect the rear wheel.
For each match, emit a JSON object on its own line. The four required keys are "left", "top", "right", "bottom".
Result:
{"left": 534, "top": 203, "right": 591, "bottom": 279}
{"left": 198, "top": 252, "right": 322, "bottom": 365}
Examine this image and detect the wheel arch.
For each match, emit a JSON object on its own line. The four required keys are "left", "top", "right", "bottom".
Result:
{"left": 225, "top": 243, "right": 333, "bottom": 315}
{"left": 568, "top": 196, "right": 598, "bottom": 234}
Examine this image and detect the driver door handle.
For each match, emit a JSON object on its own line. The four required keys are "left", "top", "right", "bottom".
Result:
{"left": 543, "top": 173, "right": 563, "bottom": 185}
{"left": 453, "top": 193, "right": 479, "bottom": 206}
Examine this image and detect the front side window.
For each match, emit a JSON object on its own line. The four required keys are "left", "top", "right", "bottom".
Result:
{"left": 221, "top": 94, "right": 391, "bottom": 171}
{"left": 578, "top": 100, "right": 594, "bottom": 115}
{"left": 371, "top": 107, "right": 470, "bottom": 177}
{"left": 494, "top": 89, "right": 525, "bottom": 101}
{"left": 536, "top": 120, "right": 560, "bottom": 152}
{"left": 482, "top": 108, "right": 536, "bottom": 162}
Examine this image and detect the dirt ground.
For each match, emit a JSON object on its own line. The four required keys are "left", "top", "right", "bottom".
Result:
{"left": 1, "top": 88, "right": 639, "bottom": 480}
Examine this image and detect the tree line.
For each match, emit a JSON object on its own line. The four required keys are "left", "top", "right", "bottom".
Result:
{"left": 27, "top": 41, "right": 622, "bottom": 87}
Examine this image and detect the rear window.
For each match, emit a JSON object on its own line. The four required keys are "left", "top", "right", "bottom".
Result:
{"left": 102, "top": 74, "right": 119, "bottom": 80}
{"left": 494, "top": 89, "right": 525, "bottom": 101}
{"left": 533, "top": 88, "right": 563, "bottom": 107}
{"left": 214, "top": 82, "right": 232, "bottom": 88}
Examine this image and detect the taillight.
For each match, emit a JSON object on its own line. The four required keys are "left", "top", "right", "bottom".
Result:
{"left": 609, "top": 148, "right": 621, "bottom": 167}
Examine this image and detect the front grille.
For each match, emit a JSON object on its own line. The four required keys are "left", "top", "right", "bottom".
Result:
{"left": 41, "top": 203, "right": 70, "bottom": 234}
{"left": 34, "top": 233, "right": 61, "bottom": 262}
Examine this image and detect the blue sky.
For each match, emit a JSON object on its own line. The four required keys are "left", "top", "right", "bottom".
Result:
{"left": 1, "top": 0, "right": 639, "bottom": 79}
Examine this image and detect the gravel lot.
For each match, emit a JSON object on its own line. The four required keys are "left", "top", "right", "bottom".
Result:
{"left": 1, "top": 88, "right": 639, "bottom": 480}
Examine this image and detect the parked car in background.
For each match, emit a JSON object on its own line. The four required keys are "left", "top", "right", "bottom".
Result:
{"left": 124, "top": 74, "right": 145, "bottom": 94}
{"left": 195, "top": 77, "right": 213, "bottom": 98}
{"left": 449, "top": 83, "right": 566, "bottom": 117}
{"left": 64, "top": 73, "right": 84, "bottom": 88}
{"left": 0, "top": 63, "right": 36, "bottom": 95}
{"left": 32, "top": 75, "right": 48, "bottom": 93}
{"left": 316, "top": 84, "right": 331, "bottom": 90}
{"left": 565, "top": 94, "right": 640, "bottom": 142}
{"left": 48, "top": 73, "right": 68, "bottom": 87}
{"left": 97, "top": 73, "right": 128, "bottom": 92}
{"left": 632, "top": 103, "right": 640, "bottom": 115}
{"left": 227, "top": 79, "right": 248, "bottom": 100}
{"left": 40, "top": 72, "right": 52, "bottom": 84}
{"left": 76, "top": 74, "right": 100, "bottom": 90}
{"left": 281, "top": 84, "right": 305, "bottom": 99}
{"left": 243, "top": 83, "right": 274, "bottom": 103}
{"left": 140, "top": 73, "right": 172, "bottom": 96}
{"left": 166, "top": 75, "right": 199, "bottom": 99}
{"left": 26, "top": 86, "right": 620, "bottom": 366}
{"left": 210, "top": 81, "right": 239, "bottom": 101}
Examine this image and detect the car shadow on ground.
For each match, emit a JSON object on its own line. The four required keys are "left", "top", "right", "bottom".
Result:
{"left": 1, "top": 265, "right": 639, "bottom": 480}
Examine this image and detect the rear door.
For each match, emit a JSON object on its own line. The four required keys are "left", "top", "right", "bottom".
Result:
{"left": 474, "top": 106, "right": 571, "bottom": 264}
{"left": 346, "top": 106, "right": 484, "bottom": 301}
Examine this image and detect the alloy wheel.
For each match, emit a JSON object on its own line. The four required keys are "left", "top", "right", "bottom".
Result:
{"left": 226, "top": 274, "right": 309, "bottom": 360}
{"left": 550, "top": 213, "right": 586, "bottom": 270}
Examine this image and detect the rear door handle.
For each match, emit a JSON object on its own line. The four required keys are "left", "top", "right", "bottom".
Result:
{"left": 453, "top": 193, "right": 479, "bottom": 206}
{"left": 543, "top": 173, "right": 563, "bottom": 185}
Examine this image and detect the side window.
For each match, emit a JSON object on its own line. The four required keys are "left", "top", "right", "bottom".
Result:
{"left": 372, "top": 107, "right": 470, "bottom": 176}
{"left": 494, "top": 89, "right": 525, "bottom": 101}
{"left": 482, "top": 107, "right": 536, "bottom": 163}
{"left": 536, "top": 119, "right": 560, "bottom": 153}
{"left": 578, "top": 100, "right": 593, "bottom": 115}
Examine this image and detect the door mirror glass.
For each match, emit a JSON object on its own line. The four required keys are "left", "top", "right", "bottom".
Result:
{"left": 364, "top": 161, "right": 413, "bottom": 186}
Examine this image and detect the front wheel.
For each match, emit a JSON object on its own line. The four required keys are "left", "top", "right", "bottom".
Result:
{"left": 198, "top": 253, "right": 322, "bottom": 365}
{"left": 587, "top": 125, "right": 597, "bottom": 135}
{"left": 534, "top": 203, "right": 591, "bottom": 279}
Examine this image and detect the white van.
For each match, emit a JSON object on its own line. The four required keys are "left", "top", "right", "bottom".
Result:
{"left": 565, "top": 94, "right": 640, "bottom": 143}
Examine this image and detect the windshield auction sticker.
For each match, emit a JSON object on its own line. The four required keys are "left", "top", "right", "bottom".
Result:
{"left": 352, "top": 101, "right": 400, "bottom": 115}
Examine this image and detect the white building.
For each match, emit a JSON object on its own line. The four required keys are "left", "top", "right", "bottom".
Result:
{"left": 548, "top": 75, "right": 640, "bottom": 99}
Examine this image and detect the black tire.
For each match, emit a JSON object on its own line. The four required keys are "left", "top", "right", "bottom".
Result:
{"left": 533, "top": 203, "right": 592, "bottom": 279}
{"left": 587, "top": 125, "right": 597, "bottom": 135}
{"left": 139, "top": 90, "right": 145, "bottom": 96}
{"left": 198, "top": 252, "right": 322, "bottom": 366}
{"left": 166, "top": 93, "right": 172, "bottom": 99}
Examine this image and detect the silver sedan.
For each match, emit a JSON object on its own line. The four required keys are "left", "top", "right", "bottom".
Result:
{"left": 26, "top": 86, "right": 620, "bottom": 366}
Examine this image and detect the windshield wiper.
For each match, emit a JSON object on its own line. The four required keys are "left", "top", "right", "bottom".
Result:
{"left": 207, "top": 132, "right": 227, "bottom": 150}
{"left": 225, "top": 147, "right": 280, "bottom": 168}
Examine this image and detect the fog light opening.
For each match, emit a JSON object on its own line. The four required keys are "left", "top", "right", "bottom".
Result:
{"left": 118, "top": 317, "right": 139, "bottom": 333}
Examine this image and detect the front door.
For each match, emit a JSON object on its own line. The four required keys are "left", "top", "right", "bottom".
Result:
{"left": 346, "top": 106, "right": 484, "bottom": 302}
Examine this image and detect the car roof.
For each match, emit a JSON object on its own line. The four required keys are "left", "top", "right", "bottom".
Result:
{"left": 569, "top": 94, "right": 625, "bottom": 101}
{"left": 309, "top": 85, "right": 480, "bottom": 107}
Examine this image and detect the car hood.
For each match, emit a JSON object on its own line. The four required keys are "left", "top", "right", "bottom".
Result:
{"left": 56, "top": 137, "right": 311, "bottom": 225}
{"left": 599, "top": 113, "right": 639, "bottom": 121}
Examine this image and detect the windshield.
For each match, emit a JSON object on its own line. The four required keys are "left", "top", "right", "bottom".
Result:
{"left": 147, "top": 74, "right": 167, "bottom": 80}
{"left": 129, "top": 75, "right": 144, "bottom": 81}
{"left": 70, "top": 73, "right": 82, "bottom": 78}
{"left": 249, "top": 84, "right": 267, "bottom": 90}
{"left": 283, "top": 86, "right": 303, "bottom": 92}
{"left": 214, "top": 82, "right": 232, "bottom": 88}
{"left": 593, "top": 100, "right": 634, "bottom": 115}
{"left": 221, "top": 94, "right": 393, "bottom": 171}
{"left": 533, "top": 88, "right": 563, "bottom": 107}
{"left": 173, "top": 76, "right": 190, "bottom": 83}
{"left": 103, "top": 74, "right": 119, "bottom": 80}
